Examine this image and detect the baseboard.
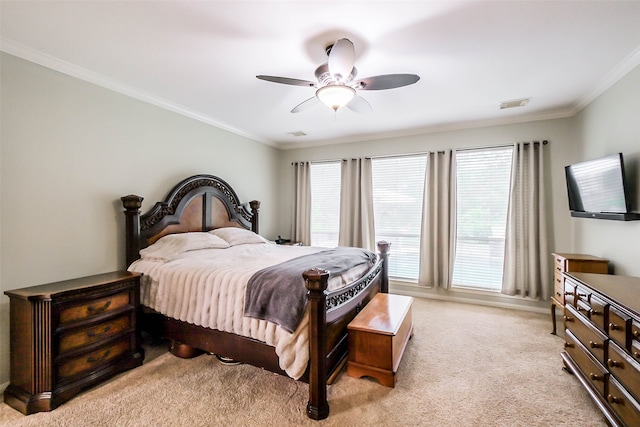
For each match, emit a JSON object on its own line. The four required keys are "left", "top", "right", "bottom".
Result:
{"left": 0, "top": 381, "right": 8, "bottom": 402}
{"left": 389, "top": 281, "right": 548, "bottom": 314}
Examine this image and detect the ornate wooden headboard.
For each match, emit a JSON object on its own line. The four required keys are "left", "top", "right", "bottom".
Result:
{"left": 121, "top": 174, "right": 260, "bottom": 267}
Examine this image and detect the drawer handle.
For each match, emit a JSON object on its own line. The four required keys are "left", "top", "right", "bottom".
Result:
{"left": 634, "top": 330, "right": 640, "bottom": 339}
{"left": 563, "top": 315, "right": 573, "bottom": 322}
{"left": 589, "top": 373, "right": 602, "bottom": 382}
{"left": 607, "top": 359, "right": 622, "bottom": 369}
{"left": 607, "top": 394, "right": 622, "bottom": 404}
{"left": 577, "top": 293, "right": 587, "bottom": 298}
{"left": 589, "top": 341, "right": 602, "bottom": 349}
{"left": 564, "top": 292, "right": 573, "bottom": 296}
{"left": 87, "top": 349, "right": 111, "bottom": 364}
{"left": 564, "top": 342, "right": 573, "bottom": 349}
{"left": 88, "top": 300, "right": 112, "bottom": 314}
{"left": 609, "top": 323, "right": 624, "bottom": 332}
{"left": 87, "top": 325, "right": 112, "bottom": 338}
{"left": 634, "top": 351, "right": 640, "bottom": 359}
{"left": 589, "top": 309, "right": 601, "bottom": 316}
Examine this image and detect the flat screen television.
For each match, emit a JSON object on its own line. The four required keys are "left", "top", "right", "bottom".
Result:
{"left": 565, "top": 153, "right": 640, "bottom": 220}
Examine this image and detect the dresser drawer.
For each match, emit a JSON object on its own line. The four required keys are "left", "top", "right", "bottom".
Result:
{"left": 633, "top": 341, "right": 640, "bottom": 364}
{"left": 56, "top": 337, "right": 131, "bottom": 382}
{"left": 608, "top": 340, "right": 640, "bottom": 402}
{"left": 58, "top": 314, "right": 132, "bottom": 354}
{"left": 589, "top": 295, "right": 608, "bottom": 333}
{"left": 565, "top": 330, "right": 607, "bottom": 396}
{"left": 608, "top": 376, "right": 640, "bottom": 427}
{"left": 564, "top": 281, "right": 576, "bottom": 308}
{"left": 609, "top": 307, "right": 632, "bottom": 349}
{"left": 632, "top": 321, "right": 640, "bottom": 344}
{"left": 565, "top": 304, "right": 607, "bottom": 365}
{"left": 575, "top": 285, "right": 590, "bottom": 307}
{"left": 59, "top": 290, "right": 132, "bottom": 324}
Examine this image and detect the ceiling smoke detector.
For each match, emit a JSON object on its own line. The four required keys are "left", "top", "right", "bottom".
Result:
{"left": 500, "top": 98, "right": 530, "bottom": 109}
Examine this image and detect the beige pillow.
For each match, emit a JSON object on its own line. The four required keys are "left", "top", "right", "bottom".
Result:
{"left": 209, "top": 227, "right": 270, "bottom": 246}
{"left": 140, "top": 232, "right": 229, "bottom": 261}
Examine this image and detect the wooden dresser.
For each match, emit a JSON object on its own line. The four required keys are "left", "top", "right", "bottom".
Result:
{"left": 561, "top": 272, "right": 640, "bottom": 427}
{"left": 3, "top": 271, "right": 144, "bottom": 415}
{"left": 551, "top": 253, "right": 609, "bottom": 334}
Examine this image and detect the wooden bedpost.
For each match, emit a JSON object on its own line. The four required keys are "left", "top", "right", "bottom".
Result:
{"left": 121, "top": 195, "right": 143, "bottom": 267}
{"left": 377, "top": 241, "right": 391, "bottom": 294}
{"left": 303, "top": 268, "right": 330, "bottom": 421}
{"left": 249, "top": 200, "right": 260, "bottom": 234}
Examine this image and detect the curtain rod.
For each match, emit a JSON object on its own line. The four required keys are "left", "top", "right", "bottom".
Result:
{"left": 292, "top": 140, "right": 549, "bottom": 164}
{"left": 456, "top": 140, "right": 548, "bottom": 153}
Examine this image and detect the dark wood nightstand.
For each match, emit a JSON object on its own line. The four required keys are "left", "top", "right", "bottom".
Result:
{"left": 3, "top": 271, "right": 144, "bottom": 414}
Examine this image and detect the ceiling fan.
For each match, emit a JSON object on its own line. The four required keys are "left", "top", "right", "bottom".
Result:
{"left": 256, "top": 38, "right": 420, "bottom": 114}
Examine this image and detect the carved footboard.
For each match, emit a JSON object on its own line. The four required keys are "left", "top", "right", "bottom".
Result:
{"left": 304, "top": 241, "right": 389, "bottom": 420}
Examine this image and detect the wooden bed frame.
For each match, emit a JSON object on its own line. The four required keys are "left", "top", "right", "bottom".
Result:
{"left": 121, "top": 174, "right": 389, "bottom": 420}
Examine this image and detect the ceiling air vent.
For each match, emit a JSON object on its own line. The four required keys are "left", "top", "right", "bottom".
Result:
{"left": 288, "top": 131, "right": 307, "bottom": 137}
{"left": 500, "top": 98, "right": 530, "bottom": 109}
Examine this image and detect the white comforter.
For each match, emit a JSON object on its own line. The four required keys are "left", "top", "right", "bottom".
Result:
{"left": 129, "top": 242, "right": 368, "bottom": 379}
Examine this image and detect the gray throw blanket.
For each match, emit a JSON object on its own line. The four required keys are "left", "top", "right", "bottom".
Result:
{"left": 244, "top": 247, "right": 376, "bottom": 333}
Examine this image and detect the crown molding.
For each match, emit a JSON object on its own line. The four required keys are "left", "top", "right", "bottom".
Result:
{"left": 0, "top": 38, "right": 275, "bottom": 147}
{"left": 573, "top": 44, "right": 640, "bottom": 113}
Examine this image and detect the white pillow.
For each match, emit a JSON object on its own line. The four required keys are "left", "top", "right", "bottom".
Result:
{"left": 209, "top": 227, "right": 270, "bottom": 246}
{"left": 140, "top": 232, "right": 229, "bottom": 261}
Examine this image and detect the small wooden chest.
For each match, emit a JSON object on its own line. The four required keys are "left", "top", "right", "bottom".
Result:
{"left": 347, "top": 293, "right": 413, "bottom": 387}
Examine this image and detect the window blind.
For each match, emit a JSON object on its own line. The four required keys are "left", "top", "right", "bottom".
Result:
{"left": 310, "top": 162, "right": 341, "bottom": 247}
{"left": 452, "top": 147, "right": 513, "bottom": 290}
{"left": 371, "top": 155, "right": 427, "bottom": 280}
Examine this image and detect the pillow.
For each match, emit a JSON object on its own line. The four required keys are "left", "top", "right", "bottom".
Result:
{"left": 140, "top": 232, "right": 229, "bottom": 261}
{"left": 209, "top": 227, "right": 270, "bottom": 246}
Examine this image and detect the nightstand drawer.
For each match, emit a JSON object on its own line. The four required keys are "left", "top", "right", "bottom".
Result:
{"left": 59, "top": 291, "right": 132, "bottom": 324}
{"left": 57, "top": 337, "right": 131, "bottom": 381}
{"left": 58, "top": 314, "right": 132, "bottom": 354}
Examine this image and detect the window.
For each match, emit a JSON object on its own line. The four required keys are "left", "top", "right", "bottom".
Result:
{"left": 452, "top": 147, "right": 513, "bottom": 291}
{"left": 310, "top": 162, "right": 341, "bottom": 247}
{"left": 372, "top": 156, "right": 427, "bottom": 281}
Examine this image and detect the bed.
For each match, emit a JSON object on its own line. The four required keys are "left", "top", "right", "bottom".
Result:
{"left": 120, "top": 174, "right": 389, "bottom": 420}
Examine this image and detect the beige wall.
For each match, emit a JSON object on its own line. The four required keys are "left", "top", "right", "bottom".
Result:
{"left": 0, "top": 53, "right": 281, "bottom": 386}
{"left": 570, "top": 64, "right": 640, "bottom": 276}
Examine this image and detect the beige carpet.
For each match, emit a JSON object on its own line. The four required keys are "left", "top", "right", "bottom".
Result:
{"left": 0, "top": 298, "right": 606, "bottom": 426}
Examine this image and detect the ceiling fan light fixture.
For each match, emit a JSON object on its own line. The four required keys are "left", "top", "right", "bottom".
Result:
{"left": 316, "top": 85, "right": 355, "bottom": 111}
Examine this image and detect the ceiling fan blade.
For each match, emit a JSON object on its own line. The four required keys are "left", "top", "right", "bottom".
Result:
{"left": 291, "top": 96, "right": 320, "bottom": 113}
{"left": 354, "top": 74, "right": 420, "bottom": 90}
{"left": 328, "top": 38, "right": 355, "bottom": 83}
{"left": 346, "top": 95, "right": 372, "bottom": 114}
{"left": 256, "top": 75, "right": 317, "bottom": 87}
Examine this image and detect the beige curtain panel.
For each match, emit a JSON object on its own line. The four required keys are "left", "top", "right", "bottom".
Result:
{"left": 290, "top": 161, "right": 311, "bottom": 245}
{"left": 502, "top": 141, "right": 550, "bottom": 299}
{"left": 418, "top": 150, "right": 456, "bottom": 289}
{"left": 338, "top": 158, "right": 376, "bottom": 251}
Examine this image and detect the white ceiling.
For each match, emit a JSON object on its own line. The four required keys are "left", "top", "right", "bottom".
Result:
{"left": 3, "top": 1, "right": 640, "bottom": 150}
